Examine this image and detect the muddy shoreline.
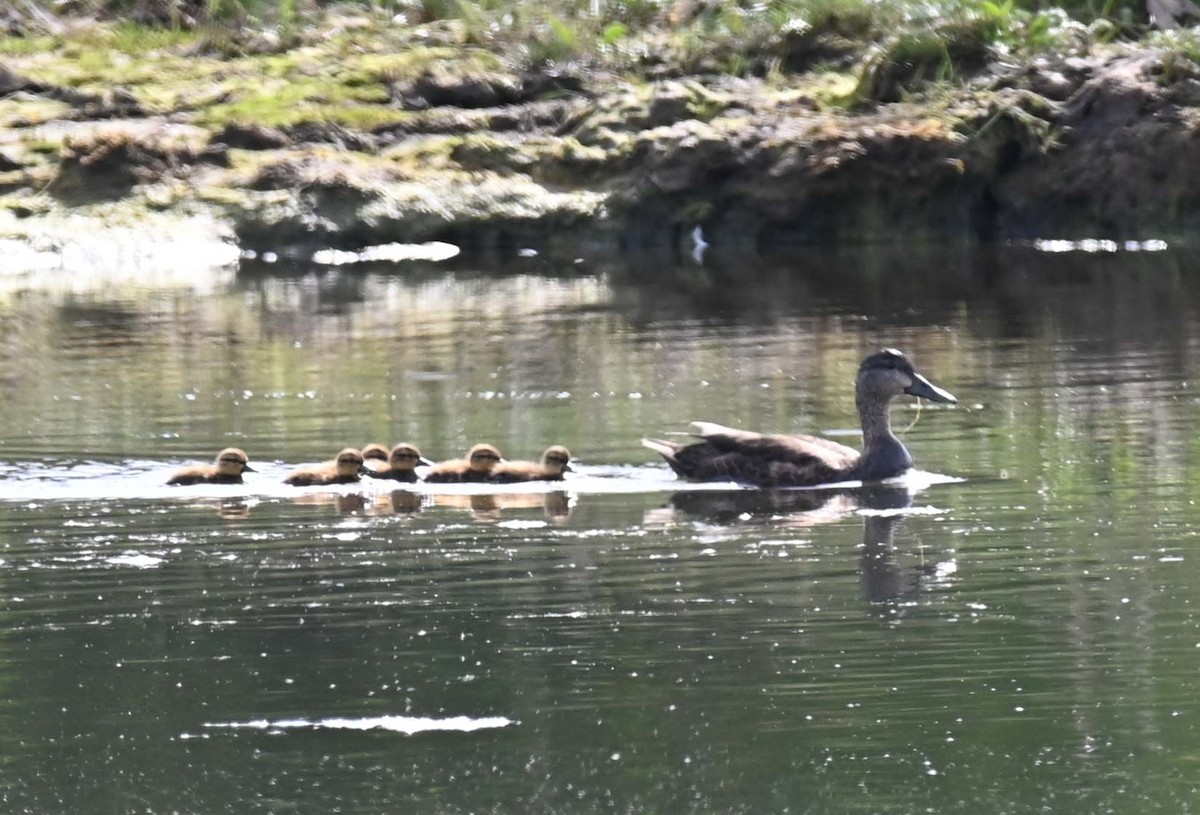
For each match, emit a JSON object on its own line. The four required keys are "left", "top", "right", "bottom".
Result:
{"left": 3, "top": 14, "right": 1200, "bottom": 262}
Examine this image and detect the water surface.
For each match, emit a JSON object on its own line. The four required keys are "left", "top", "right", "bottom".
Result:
{"left": 2, "top": 242, "right": 1200, "bottom": 813}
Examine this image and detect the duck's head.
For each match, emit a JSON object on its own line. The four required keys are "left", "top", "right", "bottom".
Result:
{"left": 467, "top": 443, "right": 504, "bottom": 473}
{"left": 335, "top": 448, "right": 366, "bottom": 477}
{"left": 541, "top": 445, "right": 573, "bottom": 475}
{"left": 362, "top": 443, "right": 389, "bottom": 463}
{"left": 857, "top": 348, "right": 956, "bottom": 405}
{"left": 390, "top": 442, "right": 432, "bottom": 471}
{"left": 215, "top": 447, "right": 253, "bottom": 477}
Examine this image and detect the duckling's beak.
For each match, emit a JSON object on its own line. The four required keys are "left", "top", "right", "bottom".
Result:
{"left": 242, "top": 464, "right": 256, "bottom": 473}
{"left": 563, "top": 463, "right": 574, "bottom": 472}
{"left": 418, "top": 456, "right": 434, "bottom": 467}
{"left": 905, "top": 372, "right": 957, "bottom": 404}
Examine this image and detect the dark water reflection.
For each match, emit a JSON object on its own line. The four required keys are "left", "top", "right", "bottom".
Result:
{"left": 3, "top": 243, "right": 1200, "bottom": 812}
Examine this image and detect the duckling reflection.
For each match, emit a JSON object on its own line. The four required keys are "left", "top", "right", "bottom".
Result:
{"left": 290, "top": 491, "right": 369, "bottom": 515}
{"left": 647, "top": 486, "right": 950, "bottom": 608}
{"left": 283, "top": 448, "right": 366, "bottom": 486}
{"left": 363, "top": 488, "right": 425, "bottom": 516}
{"left": 166, "top": 447, "right": 254, "bottom": 486}
{"left": 430, "top": 491, "right": 573, "bottom": 524}
{"left": 388, "top": 489, "right": 424, "bottom": 515}
{"left": 218, "top": 499, "right": 250, "bottom": 519}
{"left": 424, "top": 443, "right": 504, "bottom": 483}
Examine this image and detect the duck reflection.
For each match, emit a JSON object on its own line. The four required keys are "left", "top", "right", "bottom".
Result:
{"left": 648, "top": 485, "right": 951, "bottom": 608}
{"left": 429, "top": 491, "right": 574, "bottom": 524}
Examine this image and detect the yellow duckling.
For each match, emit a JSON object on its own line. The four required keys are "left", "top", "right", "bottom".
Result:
{"left": 283, "top": 448, "right": 366, "bottom": 487}
{"left": 423, "top": 443, "right": 504, "bottom": 483}
{"left": 166, "top": 447, "right": 254, "bottom": 486}
{"left": 490, "top": 445, "right": 572, "bottom": 483}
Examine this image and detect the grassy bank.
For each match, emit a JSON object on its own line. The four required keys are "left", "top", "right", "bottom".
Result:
{"left": 5, "top": 0, "right": 1156, "bottom": 85}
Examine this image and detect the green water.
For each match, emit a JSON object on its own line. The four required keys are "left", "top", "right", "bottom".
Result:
{"left": 2, "top": 243, "right": 1200, "bottom": 813}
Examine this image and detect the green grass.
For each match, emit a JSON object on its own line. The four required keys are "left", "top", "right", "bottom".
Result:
{"left": 0, "top": 0, "right": 1158, "bottom": 136}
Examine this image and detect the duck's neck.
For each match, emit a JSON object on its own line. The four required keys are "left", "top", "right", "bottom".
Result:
{"left": 855, "top": 395, "right": 912, "bottom": 481}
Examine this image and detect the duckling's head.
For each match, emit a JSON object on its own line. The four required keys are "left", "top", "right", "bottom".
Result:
{"left": 362, "top": 443, "right": 389, "bottom": 463}
{"left": 857, "top": 348, "right": 956, "bottom": 405}
{"left": 540, "top": 445, "right": 573, "bottom": 475}
{"left": 335, "top": 448, "right": 366, "bottom": 477}
{"left": 215, "top": 447, "right": 253, "bottom": 477}
{"left": 467, "top": 443, "right": 504, "bottom": 473}
{"left": 389, "top": 442, "right": 430, "bottom": 471}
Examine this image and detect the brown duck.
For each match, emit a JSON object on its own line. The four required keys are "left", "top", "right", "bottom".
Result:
{"left": 642, "top": 349, "right": 956, "bottom": 487}
{"left": 490, "top": 445, "right": 572, "bottom": 483}
{"left": 361, "top": 443, "right": 390, "bottom": 474}
{"left": 423, "top": 443, "right": 504, "bottom": 483}
{"left": 283, "top": 447, "right": 366, "bottom": 487}
{"left": 362, "top": 442, "right": 432, "bottom": 483}
{"left": 166, "top": 447, "right": 254, "bottom": 486}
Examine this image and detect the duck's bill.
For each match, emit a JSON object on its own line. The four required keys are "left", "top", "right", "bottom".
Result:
{"left": 242, "top": 465, "right": 257, "bottom": 473}
{"left": 905, "top": 373, "right": 957, "bottom": 404}
{"left": 563, "top": 463, "right": 575, "bottom": 473}
{"left": 418, "top": 456, "right": 434, "bottom": 467}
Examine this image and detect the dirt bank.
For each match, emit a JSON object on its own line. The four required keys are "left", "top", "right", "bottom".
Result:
{"left": 2, "top": 11, "right": 1199, "bottom": 262}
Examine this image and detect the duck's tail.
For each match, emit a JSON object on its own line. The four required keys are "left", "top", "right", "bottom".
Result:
{"left": 641, "top": 438, "right": 680, "bottom": 458}
{"left": 642, "top": 438, "right": 691, "bottom": 479}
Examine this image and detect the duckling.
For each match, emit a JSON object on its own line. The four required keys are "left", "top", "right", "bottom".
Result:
{"left": 642, "top": 348, "right": 956, "bottom": 487}
{"left": 362, "top": 442, "right": 432, "bottom": 483}
{"left": 423, "top": 443, "right": 504, "bottom": 483}
{"left": 166, "top": 447, "right": 254, "bottom": 486}
{"left": 490, "top": 445, "right": 572, "bottom": 483}
{"left": 283, "top": 447, "right": 366, "bottom": 487}
{"left": 361, "top": 443, "right": 390, "bottom": 474}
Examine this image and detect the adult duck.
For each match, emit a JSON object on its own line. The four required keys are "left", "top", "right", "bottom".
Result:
{"left": 642, "top": 348, "right": 956, "bottom": 487}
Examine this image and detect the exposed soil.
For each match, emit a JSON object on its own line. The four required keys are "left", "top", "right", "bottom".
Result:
{"left": 2, "top": 15, "right": 1199, "bottom": 261}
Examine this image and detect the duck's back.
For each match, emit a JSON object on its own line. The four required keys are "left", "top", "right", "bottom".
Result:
{"left": 490, "top": 461, "right": 560, "bottom": 483}
{"left": 646, "top": 422, "right": 860, "bottom": 487}
{"left": 423, "top": 460, "right": 469, "bottom": 483}
{"left": 167, "top": 466, "right": 219, "bottom": 486}
{"left": 284, "top": 463, "right": 355, "bottom": 487}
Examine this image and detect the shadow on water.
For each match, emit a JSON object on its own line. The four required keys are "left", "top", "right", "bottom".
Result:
{"left": 650, "top": 484, "right": 950, "bottom": 613}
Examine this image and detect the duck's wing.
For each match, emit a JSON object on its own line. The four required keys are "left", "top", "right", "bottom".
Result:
{"left": 644, "top": 422, "right": 860, "bottom": 486}
{"left": 693, "top": 421, "right": 860, "bottom": 461}
{"left": 490, "top": 461, "right": 538, "bottom": 483}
